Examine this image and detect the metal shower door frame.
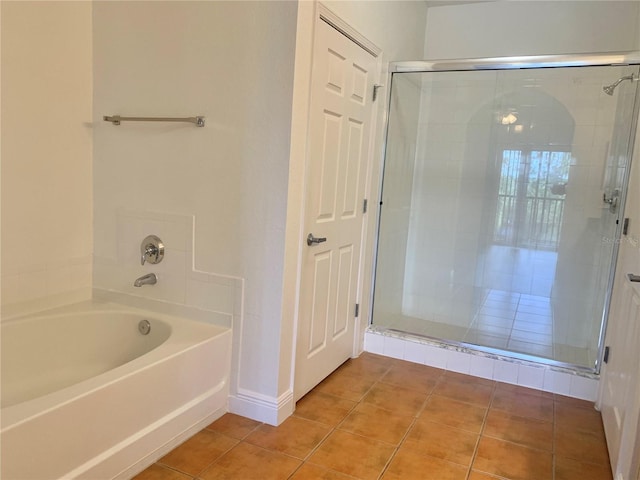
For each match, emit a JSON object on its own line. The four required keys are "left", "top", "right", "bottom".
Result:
{"left": 389, "top": 52, "right": 640, "bottom": 73}
{"left": 370, "top": 51, "right": 640, "bottom": 374}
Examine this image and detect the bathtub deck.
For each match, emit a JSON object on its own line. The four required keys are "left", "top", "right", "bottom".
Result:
{"left": 135, "top": 352, "right": 611, "bottom": 480}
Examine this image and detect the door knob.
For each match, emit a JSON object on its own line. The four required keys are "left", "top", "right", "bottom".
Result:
{"left": 307, "top": 233, "right": 327, "bottom": 246}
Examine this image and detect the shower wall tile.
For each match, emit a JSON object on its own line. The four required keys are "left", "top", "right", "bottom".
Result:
{"left": 189, "top": 277, "right": 236, "bottom": 314}
{"left": 1, "top": 256, "right": 93, "bottom": 318}
{"left": 1, "top": 2, "right": 93, "bottom": 316}
{"left": 2, "top": 272, "right": 47, "bottom": 306}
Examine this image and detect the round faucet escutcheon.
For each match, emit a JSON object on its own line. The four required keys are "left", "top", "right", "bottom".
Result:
{"left": 141, "top": 235, "right": 164, "bottom": 265}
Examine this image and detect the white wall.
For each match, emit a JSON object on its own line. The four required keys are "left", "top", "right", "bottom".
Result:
{"left": 626, "top": 124, "right": 640, "bottom": 271}
{"left": 1, "top": 2, "right": 93, "bottom": 317}
{"left": 623, "top": 24, "right": 640, "bottom": 268}
{"left": 0, "top": 0, "right": 428, "bottom": 426}
{"left": 323, "top": 0, "right": 429, "bottom": 63}
{"left": 92, "top": 1, "right": 298, "bottom": 424}
{"left": 424, "top": 1, "right": 640, "bottom": 59}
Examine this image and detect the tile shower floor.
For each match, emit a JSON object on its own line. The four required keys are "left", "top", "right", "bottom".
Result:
{"left": 382, "top": 288, "right": 593, "bottom": 367}
{"left": 135, "top": 353, "right": 611, "bottom": 480}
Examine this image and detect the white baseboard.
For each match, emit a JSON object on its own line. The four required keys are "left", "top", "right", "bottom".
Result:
{"left": 228, "top": 389, "right": 294, "bottom": 426}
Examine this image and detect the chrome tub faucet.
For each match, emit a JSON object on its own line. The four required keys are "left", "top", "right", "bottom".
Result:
{"left": 134, "top": 273, "right": 157, "bottom": 287}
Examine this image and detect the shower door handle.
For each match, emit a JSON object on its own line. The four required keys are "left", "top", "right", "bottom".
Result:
{"left": 307, "top": 233, "right": 327, "bottom": 246}
{"left": 603, "top": 190, "right": 619, "bottom": 213}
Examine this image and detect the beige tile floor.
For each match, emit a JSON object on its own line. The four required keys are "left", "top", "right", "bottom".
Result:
{"left": 135, "top": 353, "right": 612, "bottom": 480}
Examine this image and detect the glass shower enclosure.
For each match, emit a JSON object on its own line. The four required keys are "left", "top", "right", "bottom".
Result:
{"left": 372, "top": 55, "right": 640, "bottom": 371}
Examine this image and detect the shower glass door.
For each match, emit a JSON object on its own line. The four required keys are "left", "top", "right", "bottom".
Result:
{"left": 372, "top": 65, "right": 640, "bottom": 370}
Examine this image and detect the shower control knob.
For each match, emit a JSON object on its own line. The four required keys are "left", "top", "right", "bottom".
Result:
{"left": 140, "top": 235, "right": 165, "bottom": 265}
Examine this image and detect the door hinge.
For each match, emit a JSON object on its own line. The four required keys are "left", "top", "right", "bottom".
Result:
{"left": 623, "top": 217, "right": 630, "bottom": 235}
{"left": 603, "top": 346, "right": 610, "bottom": 363}
{"left": 363, "top": 199, "right": 368, "bottom": 214}
{"left": 355, "top": 303, "right": 360, "bottom": 318}
{"left": 372, "top": 84, "right": 383, "bottom": 102}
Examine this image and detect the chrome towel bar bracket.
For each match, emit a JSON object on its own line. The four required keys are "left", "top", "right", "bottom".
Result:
{"left": 103, "top": 115, "right": 205, "bottom": 127}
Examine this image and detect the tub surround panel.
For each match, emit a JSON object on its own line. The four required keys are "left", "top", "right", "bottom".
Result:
{"left": 93, "top": 289, "right": 234, "bottom": 329}
{"left": 1, "top": 281, "right": 92, "bottom": 320}
{"left": 1, "top": 1, "right": 93, "bottom": 313}
{"left": 365, "top": 330, "right": 599, "bottom": 401}
{"left": 93, "top": 208, "right": 241, "bottom": 329}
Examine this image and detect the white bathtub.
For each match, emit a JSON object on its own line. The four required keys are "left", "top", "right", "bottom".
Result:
{"left": 1, "top": 301, "right": 232, "bottom": 480}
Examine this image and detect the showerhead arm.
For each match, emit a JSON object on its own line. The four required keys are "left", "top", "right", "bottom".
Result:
{"left": 603, "top": 74, "right": 636, "bottom": 96}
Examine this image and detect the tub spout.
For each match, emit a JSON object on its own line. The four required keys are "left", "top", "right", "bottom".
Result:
{"left": 134, "top": 273, "right": 157, "bottom": 287}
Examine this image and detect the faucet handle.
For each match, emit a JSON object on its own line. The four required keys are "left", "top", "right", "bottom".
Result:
{"left": 140, "top": 235, "right": 164, "bottom": 265}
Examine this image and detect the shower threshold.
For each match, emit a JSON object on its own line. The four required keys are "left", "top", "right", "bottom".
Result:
{"left": 367, "top": 324, "right": 598, "bottom": 378}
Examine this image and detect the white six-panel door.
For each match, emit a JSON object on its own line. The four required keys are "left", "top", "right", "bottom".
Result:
{"left": 294, "top": 17, "right": 377, "bottom": 401}
{"left": 600, "top": 267, "right": 640, "bottom": 480}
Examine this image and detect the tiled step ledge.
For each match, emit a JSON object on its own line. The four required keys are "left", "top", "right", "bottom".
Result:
{"left": 364, "top": 328, "right": 599, "bottom": 402}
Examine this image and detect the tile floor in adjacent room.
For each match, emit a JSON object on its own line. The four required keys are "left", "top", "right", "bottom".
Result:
{"left": 134, "top": 352, "right": 611, "bottom": 480}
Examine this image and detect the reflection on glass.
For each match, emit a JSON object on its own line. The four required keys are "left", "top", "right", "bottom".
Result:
{"left": 494, "top": 150, "right": 570, "bottom": 250}
{"left": 372, "top": 65, "right": 640, "bottom": 369}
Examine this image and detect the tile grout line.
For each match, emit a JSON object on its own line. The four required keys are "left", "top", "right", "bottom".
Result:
{"left": 465, "top": 380, "right": 497, "bottom": 480}
{"left": 552, "top": 395, "right": 557, "bottom": 480}
{"left": 155, "top": 462, "right": 197, "bottom": 479}
{"left": 375, "top": 386, "right": 433, "bottom": 480}
{"left": 289, "top": 361, "right": 394, "bottom": 479}
{"left": 376, "top": 415, "right": 418, "bottom": 480}
{"left": 358, "top": 363, "right": 423, "bottom": 480}
{"left": 200, "top": 425, "right": 263, "bottom": 479}
{"left": 506, "top": 291, "right": 520, "bottom": 347}
{"left": 155, "top": 426, "right": 251, "bottom": 479}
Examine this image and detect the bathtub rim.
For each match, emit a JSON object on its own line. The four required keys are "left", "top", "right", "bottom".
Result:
{"left": 1, "top": 300, "right": 230, "bottom": 431}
